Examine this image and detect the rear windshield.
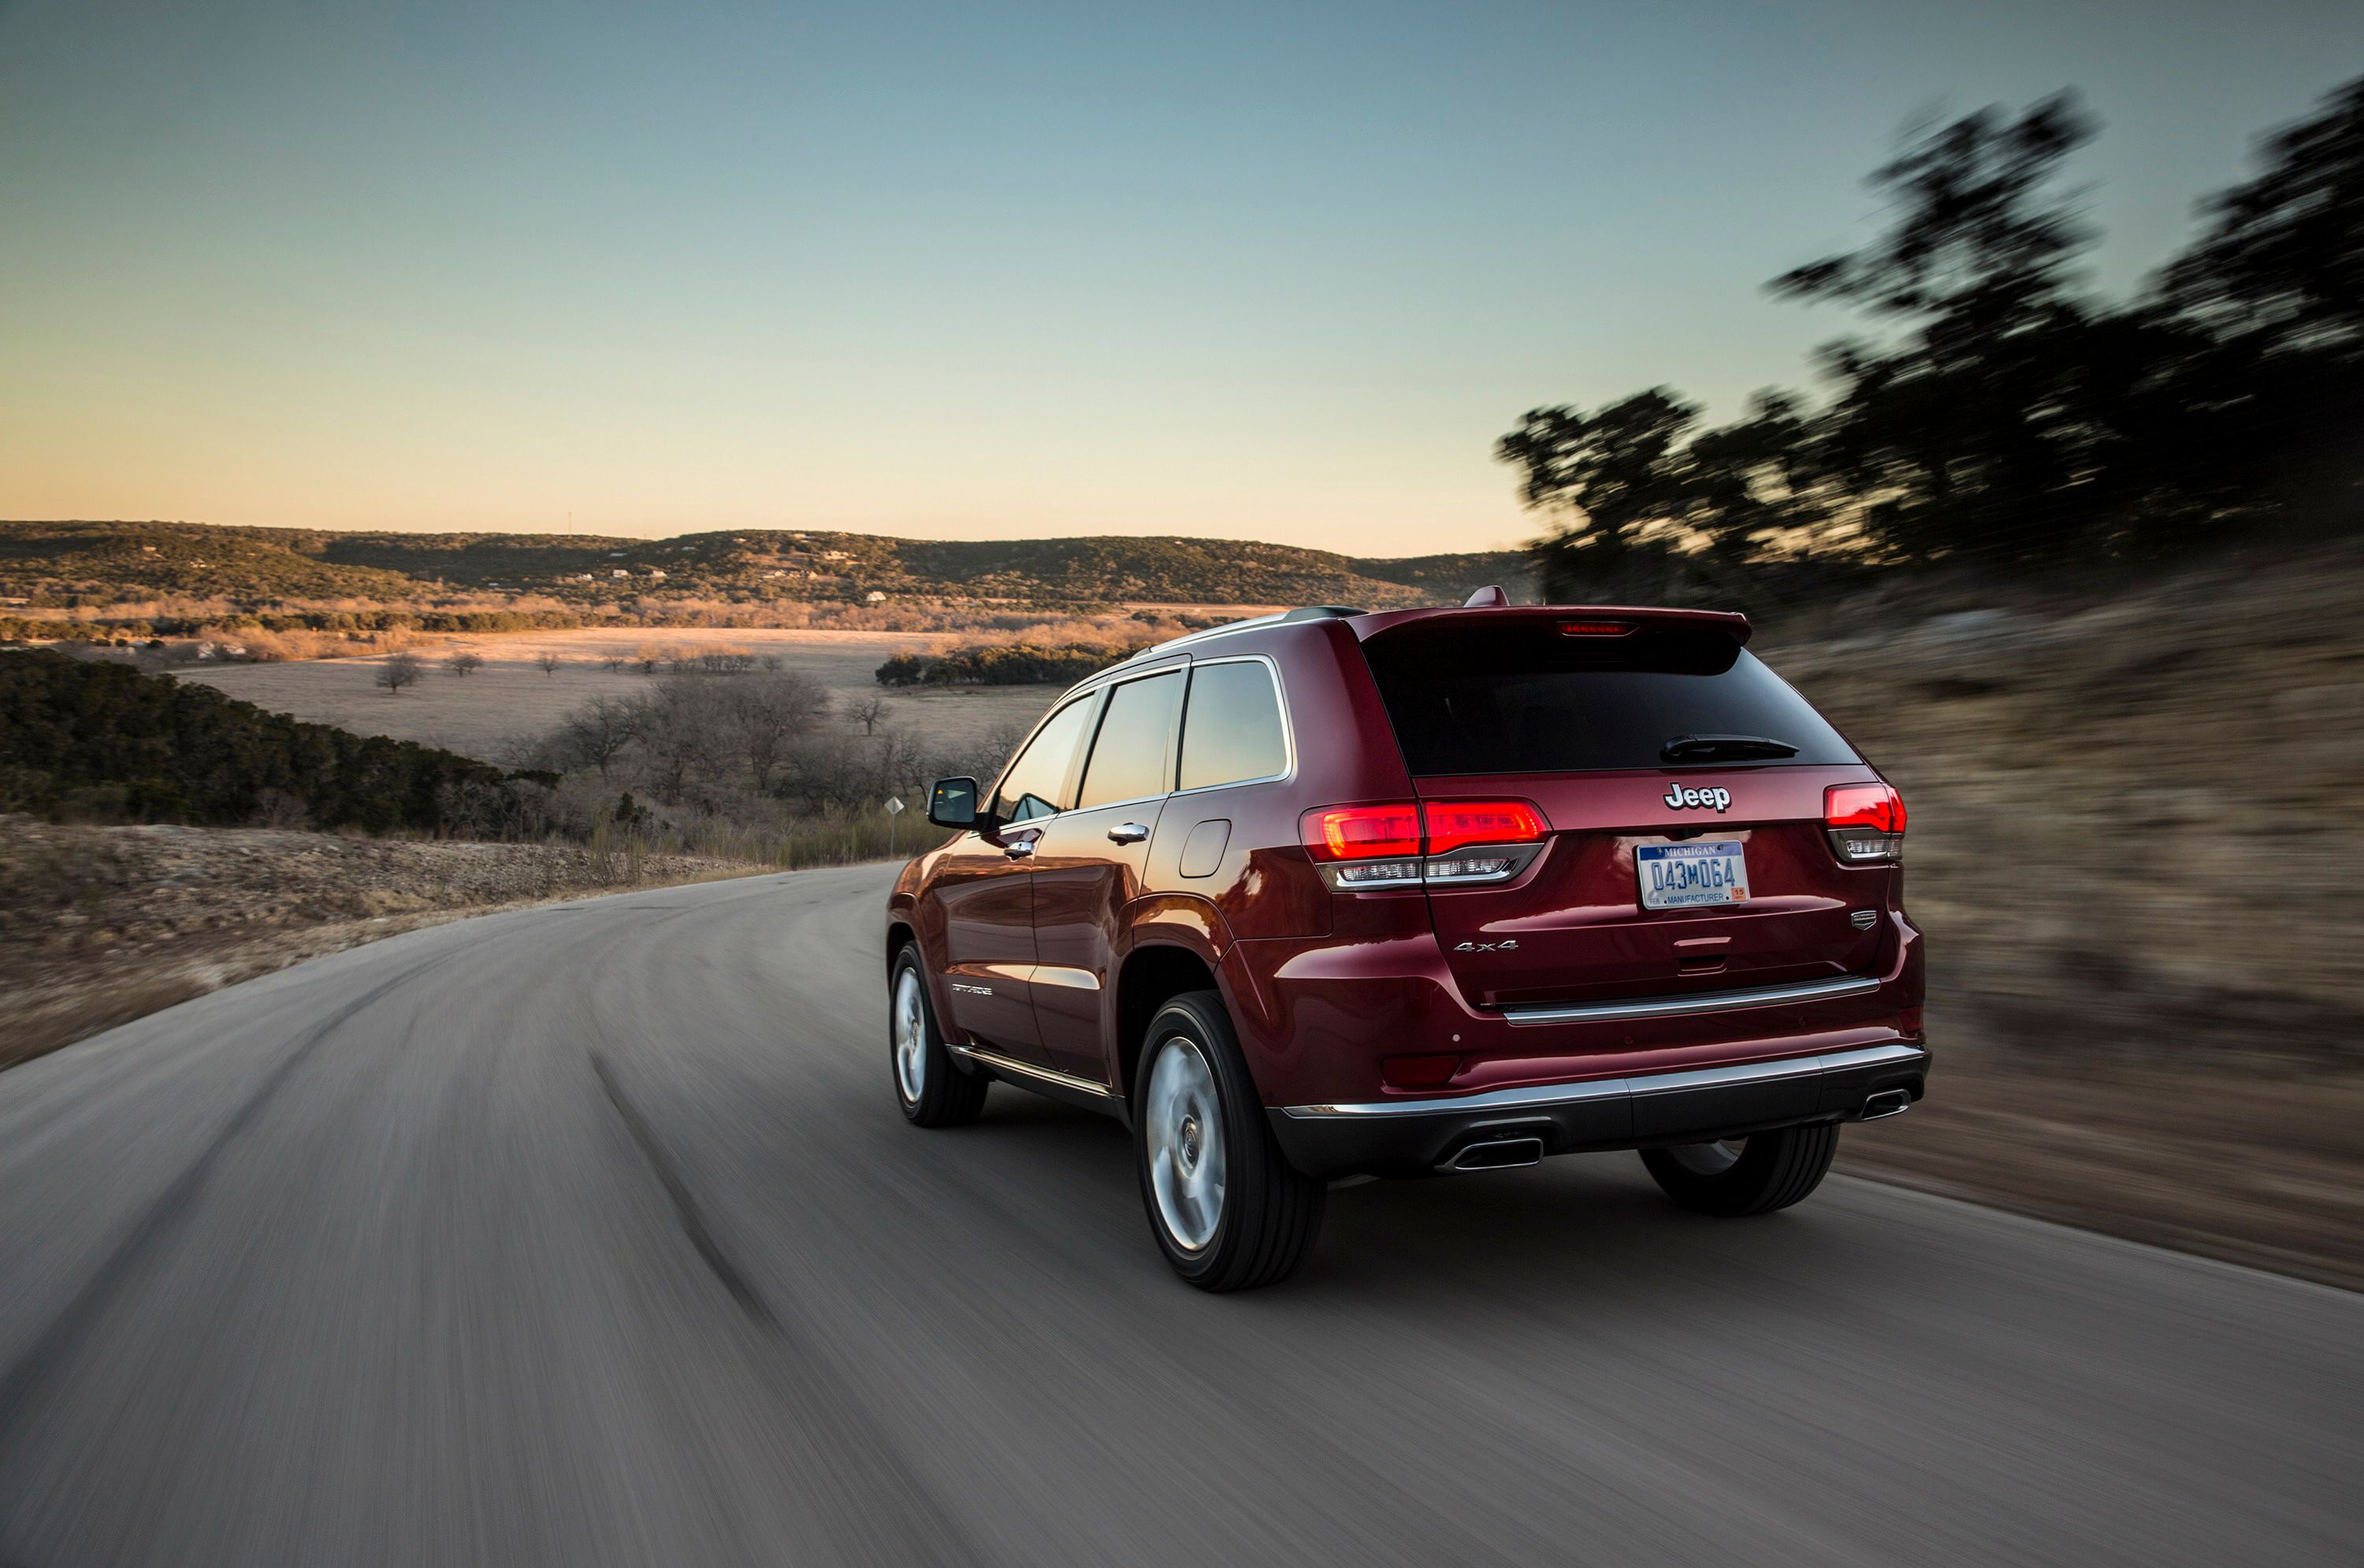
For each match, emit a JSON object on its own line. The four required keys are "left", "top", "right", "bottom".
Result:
{"left": 1360, "top": 619, "right": 1857, "bottom": 776}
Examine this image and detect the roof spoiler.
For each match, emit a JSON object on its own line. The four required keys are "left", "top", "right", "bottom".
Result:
{"left": 1357, "top": 602, "right": 1753, "bottom": 647}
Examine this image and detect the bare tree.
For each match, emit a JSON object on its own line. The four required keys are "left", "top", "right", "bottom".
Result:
{"left": 600, "top": 653, "right": 626, "bottom": 673}
{"left": 377, "top": 652, "right": 425, "bottom": 696}
{"left": 632, "top": 677, "right": 738, "bottom": 801}
{"left": 558, "top": 695, "right": 639, "bottom": 780}
{"left": 536, "top": 651, "right": 563, "bottom": 677}
{"left": 445, "top": 651, "right": 485, "bottom": 678}
{"left": 730, "top": 671, "right": 832, "bottom": 791}
{"left": 849, "top": 693, "right": 890, "bottom": 734}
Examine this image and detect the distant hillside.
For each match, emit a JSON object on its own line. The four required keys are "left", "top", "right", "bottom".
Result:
{"left": 0, "top": 520, "right": 1532, "bottom": 612}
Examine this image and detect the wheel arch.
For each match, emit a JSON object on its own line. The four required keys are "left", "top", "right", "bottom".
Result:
{"left": 886, "top": 918, "right": 919, "bottom": 976}
{"left": 1114, "top": 942, "right": 1221, "bottom": 1105}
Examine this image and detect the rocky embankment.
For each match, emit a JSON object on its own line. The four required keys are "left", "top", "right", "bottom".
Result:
{"left": 1779, "top": 542, "right": 2364, "bottom": 1287}
{"left": 0, "top": 819, "right": 758, "bottom": 1069}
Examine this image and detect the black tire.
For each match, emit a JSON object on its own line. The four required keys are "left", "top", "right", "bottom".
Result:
{"left": 1133, "top": 990, "right": 1325, "bottom": 1291}
{"left": 1640, "top": 1122, "right": 1838, "bottom": 1217}
{"left": 889, "top": 945, "right": 988, "bottom": 1128}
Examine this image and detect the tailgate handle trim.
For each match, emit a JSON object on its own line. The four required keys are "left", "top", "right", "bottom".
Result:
{"left": 1499, "top": 972, "right": 1880, "bottom": 1026}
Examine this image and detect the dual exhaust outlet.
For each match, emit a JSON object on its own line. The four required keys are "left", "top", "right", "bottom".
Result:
{"left": 1439, "top": 1088, "right": 1912, "bottom": 1173}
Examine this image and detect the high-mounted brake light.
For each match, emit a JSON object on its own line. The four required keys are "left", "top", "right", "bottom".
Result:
{"left": 1301, "top": 801, "right": 1550, "bottom": 888}
{"left": 1824, "top": 782, "right": 1906, "bottom": 864}
{"left": 1557, "top": 619, "right": 1636, "bottom": 637}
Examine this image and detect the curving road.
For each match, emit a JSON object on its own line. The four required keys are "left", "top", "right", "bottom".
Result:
{"left": 1, "top": 866, "right": 2358, "bottom": 1567}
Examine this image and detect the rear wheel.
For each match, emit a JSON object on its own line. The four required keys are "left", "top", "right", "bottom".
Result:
{"left": 1640, "top": 1123, "right": 1838, "bottom": 1216}
{"left": 890, "top": 946, "right": 988, "bottom": 1128}
{"left": 1135, "top": 991, "right": 1324, "bottom": 1291}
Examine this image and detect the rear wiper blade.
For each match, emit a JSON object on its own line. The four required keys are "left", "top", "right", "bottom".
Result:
{"left": 1661, "top": 734, "right": 1799, "bottom": 762}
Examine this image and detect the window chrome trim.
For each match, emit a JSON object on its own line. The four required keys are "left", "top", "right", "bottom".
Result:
{"left": 948, "top": 1042, "right": 1117, "bottom": 1097}
{"left": 1170, "top": 653, "right": 1296, "bottom": 797}
{"left": 1500, "top": 972, "right": 1881, "bottom": 1026}
{"left": 1073, "top": 665, "right": 1186, "bottom": 814}
{"left": 1280, "top": 1043, "right": 1924, "bottom": 1119}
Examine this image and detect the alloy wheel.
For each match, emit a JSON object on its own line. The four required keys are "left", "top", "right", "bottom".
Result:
{"left": 893, "top": 967, "right": 928, "bottom": 1104}
{"left": 1144, "top": 1035, "right": 1226, "bottom": 1251}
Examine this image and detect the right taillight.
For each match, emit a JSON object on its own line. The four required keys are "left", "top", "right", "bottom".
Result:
{"left": 1824, "top": 782, "right": 1905, "bottom": 865}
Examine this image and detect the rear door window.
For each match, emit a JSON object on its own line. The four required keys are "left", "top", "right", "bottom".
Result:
{"left": 1178, "top": 660, "right": 1288, "bottom": 790}
{"left": 993, "top": 695, "right": 1098, "bottom": 821}
{"left": 1077, "top": 671, "right": 1182, "bottom": 808}
{"left": 1361, "top": 619, "right": 1856, "bottom": 776}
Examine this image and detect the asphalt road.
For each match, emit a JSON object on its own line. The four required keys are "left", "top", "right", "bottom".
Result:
{"left": 2, "top": 866, "right": 2358, "bottom": 1568}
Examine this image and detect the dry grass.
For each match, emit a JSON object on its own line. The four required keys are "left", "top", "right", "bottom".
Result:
{"left": 174, "top": 627, "right": 1063, "bottom": 761}
{"left": 0, "top": 816, "right": 774, "bottom": 1072}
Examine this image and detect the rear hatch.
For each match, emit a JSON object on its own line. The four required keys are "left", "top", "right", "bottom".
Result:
{"left": 1356, "top": 609, "right": 1890, "bottom": 1009}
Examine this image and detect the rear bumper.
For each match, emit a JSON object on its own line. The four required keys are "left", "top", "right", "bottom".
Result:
{"left": 1266, "top": 1042, "right": 1929, "bottom": 1180}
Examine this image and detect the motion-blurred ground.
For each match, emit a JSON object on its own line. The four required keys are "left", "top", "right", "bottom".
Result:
{"left": 0, "top": 821, "right": 760, "bottom": 1068}
{"left": 1785, "top": 541, "right": 2364, "bottom": 1287}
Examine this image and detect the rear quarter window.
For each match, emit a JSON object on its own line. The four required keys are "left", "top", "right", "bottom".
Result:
{"left": 1360, "top": 620, "right": 1856, "bottom": 776}
{"left": 1178, "top": 660, "right": 1288, "bottom": 790}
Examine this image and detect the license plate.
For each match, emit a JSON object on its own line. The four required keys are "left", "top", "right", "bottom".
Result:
{"left": 1637, "top": 841, "right": 1749, "bottom": 910}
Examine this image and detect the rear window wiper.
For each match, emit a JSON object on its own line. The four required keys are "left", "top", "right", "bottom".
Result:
{"left": 1661, "top": 734, "right": 1799, "bottom": 762}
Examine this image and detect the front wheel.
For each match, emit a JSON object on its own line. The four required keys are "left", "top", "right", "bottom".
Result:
{"left": 1640, "top": 1122, "right": 1838, "bottom": 1216}
{"left": 1135, "top": 990, "right": 1324, "bottom": 1291}
{"left": 890, "top": 946, "right": 988, "bottom": 1128}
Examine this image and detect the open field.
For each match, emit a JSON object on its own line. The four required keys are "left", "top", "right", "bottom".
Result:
{"left": 176, "top": 626, "right": 1064, "bottom": 761}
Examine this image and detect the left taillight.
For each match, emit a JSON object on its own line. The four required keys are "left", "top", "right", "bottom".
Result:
{"left": 1824, "top": 781, "right": 1905, "bottom": 864}
{"left": 1300, "top": 800, "right": 1548, "bottom": 888}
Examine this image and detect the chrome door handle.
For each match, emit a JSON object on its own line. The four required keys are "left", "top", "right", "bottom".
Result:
{"left": 1107, "top": 823, "right": 1150, "bottom": 845}
{"left": 1002, "top": 838, "right": 1035, "bottom": 859}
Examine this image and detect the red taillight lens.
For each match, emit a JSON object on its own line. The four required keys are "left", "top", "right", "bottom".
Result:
{"left": 1422, "top": 801, "right": 1548, "bottom": 856}
{"left": 1825, "top": 782, "right": 1906, "bottom": 834}
{"left": 1557, "top": 619, "right": 1635, "bottom": 637}
{"left": 1303, "top": 804, "right": 1422, "bottom": 860}
{"left": 1302, "top": 801, "right": 1549, "bottom": 860}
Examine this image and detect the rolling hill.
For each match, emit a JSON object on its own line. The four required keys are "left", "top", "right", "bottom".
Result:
{"left": 0, "top": 520, "right": 1532, "bottom": 612}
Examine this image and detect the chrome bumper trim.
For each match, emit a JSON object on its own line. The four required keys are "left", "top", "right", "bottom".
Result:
{"left": 1500, "top": 972, "right": 1882, "bottom": 1026}
{"left": 1280, "top": 1042, "right": 1925, "bottom": 1120}
{"left": 948, "top": 1042, "right": 1117, "bottom": 1099}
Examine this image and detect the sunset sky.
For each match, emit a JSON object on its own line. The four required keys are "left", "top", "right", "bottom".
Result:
{"left": 2, "top": 0, "right": 2356, "bottom": 555}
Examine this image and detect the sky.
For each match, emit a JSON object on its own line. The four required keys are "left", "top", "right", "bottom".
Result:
{"left": 1, "top": 1, "right": 2358, "bottom": 556}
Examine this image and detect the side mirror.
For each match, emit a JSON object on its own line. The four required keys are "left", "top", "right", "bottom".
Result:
{"left": 927, "top": 776, "right": 981, "bottom": 830}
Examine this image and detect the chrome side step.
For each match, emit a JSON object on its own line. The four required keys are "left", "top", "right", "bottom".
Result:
{"left": 946, "top": 1042, "right": 1118, "bottom": 1099}
{"left": 1500, "top": 972, "right": 1882, "bottom": 1027}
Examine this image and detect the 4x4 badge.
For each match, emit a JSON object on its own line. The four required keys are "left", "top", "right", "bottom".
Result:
{"left": 1454, "top": 939, "right": 1518, "bottom": 953}
{"left": 1664, "top": 785, "right": 1732, "bottom": 812}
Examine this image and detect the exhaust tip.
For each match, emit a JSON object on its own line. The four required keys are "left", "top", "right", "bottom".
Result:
{"left": 1860, "top": 1088, "right": 1912, "bottom": 1120}
{"left": 1444, "top": 1135, "right": 1545, "bottom": 1172}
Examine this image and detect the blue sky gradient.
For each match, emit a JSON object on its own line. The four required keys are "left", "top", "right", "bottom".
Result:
{"left": 2, "top": 0, "right": 2357, "bottom": 552}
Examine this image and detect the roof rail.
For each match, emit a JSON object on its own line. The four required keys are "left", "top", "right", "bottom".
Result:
{"left": 1111, "top": 603, "right": 1367, "bottom": 669}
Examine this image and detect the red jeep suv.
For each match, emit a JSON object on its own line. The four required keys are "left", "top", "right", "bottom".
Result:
{"left": 884, "top": 593, "right": 1927, "bottom": 1290}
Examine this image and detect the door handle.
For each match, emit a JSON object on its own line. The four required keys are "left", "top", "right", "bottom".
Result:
{"left": 1002, "top": 838, "right": 1035, "bottom": 859}
{"left": 1106, "top": 823, "right": 1150, "bottom": 845}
